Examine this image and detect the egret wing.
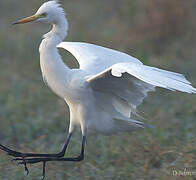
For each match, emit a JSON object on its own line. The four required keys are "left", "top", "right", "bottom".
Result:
{"left": 57, "top": 42, "right": 142, "bottom": 74}
{"left": 57, "top": 42, "right": 196, "bottom": 132}
{"left": 86, "top": 62, "right": 196, "bottom": 107}
{"left": 57, "top": 41, "right": 196, "bottom": 108}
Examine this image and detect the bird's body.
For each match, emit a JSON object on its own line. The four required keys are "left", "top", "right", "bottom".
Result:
{"left": 38, "top": 3, "right": 195, "bottom": 135}
{"left": 40, "top": 33, "right": 151, "bottom": 135}
{"left": 0, "top": 1, "right": 195, "bottom": 178}
{"left": 40, "top": 38, "right": 140, "bottom": 135}
{"left": 36, "top": 1, "right": 196, "bottom": 136}
{"left": 37, "top": 2, "right": 153, "bottom": 135}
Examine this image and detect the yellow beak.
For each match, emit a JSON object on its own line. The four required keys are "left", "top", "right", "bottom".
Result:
{"left": 13, "top": 14, "right": 41, "bottom": 25}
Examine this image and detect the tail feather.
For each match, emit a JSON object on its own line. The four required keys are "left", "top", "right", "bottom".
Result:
{"left": 113, "top": 117, "right": 154, "bottom": 133}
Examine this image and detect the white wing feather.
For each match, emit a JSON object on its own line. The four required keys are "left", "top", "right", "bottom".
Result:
{"left": 57, "top": 41, "right": 196, "bottom": 133}
{"left": 57, "top": 41, "right": 196, "bottom": 107}
{"left": 57, "top": 41, "right": 195, "bottom": 94}
{"left": 57, "top": 42, "right": 142, "bottom": 74}
{"left": 87, "top": 63, "right": 196, "bottom": 93}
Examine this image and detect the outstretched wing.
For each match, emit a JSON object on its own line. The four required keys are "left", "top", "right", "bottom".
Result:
{"left": 57, "top": 41, "right": 196, "bottom": 109}
{"left": 57, "top": 42, "right": 142, "bottom": 75}
{"left": 86, "top": 63, "right": 196, "bottom": 108}
{"left": 87, "top": 63, "right": 196, "bottom": 93}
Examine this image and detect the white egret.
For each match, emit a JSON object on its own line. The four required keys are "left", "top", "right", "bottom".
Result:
{"left": 0, "top": 0, "right": 196, "bottom": 178}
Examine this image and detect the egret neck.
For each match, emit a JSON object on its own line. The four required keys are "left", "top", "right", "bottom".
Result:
{"left": 39, "top": 15, "right": 70, "bottom": 98}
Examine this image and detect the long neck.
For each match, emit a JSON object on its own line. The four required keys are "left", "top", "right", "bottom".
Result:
{"left": 39, "top": 16, "right": 71, "bottom": 97}
{"left": 39, "top": 15, "right": 69, "bottom": 71}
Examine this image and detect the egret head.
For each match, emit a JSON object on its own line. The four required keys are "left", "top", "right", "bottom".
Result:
{"left": 13, "top": 1, "right": 65, "bottom": 25}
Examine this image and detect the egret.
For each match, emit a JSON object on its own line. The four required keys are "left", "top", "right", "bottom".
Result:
{"left": 0, "top": 0, "right": 195, "bottom": 178}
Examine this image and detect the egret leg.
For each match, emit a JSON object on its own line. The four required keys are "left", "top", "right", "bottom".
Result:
{"left": 14, "top": 136, "right": 86, "bottom": 179}
{"left": 15, "top": 136, "right": 86, "bottom": 163}
{"left": 0, "top": 133, "right": 72, "bottom": 158}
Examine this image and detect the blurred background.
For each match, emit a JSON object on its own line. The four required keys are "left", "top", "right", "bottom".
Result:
{"left": 0, "top": 0, "right": 196, "bottom": 179}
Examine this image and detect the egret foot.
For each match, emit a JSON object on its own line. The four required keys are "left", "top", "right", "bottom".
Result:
{"left": 0, "top": 135, "right": 85, "bottom": 179}
{"left": 13, "top": 147, "right": 84, "bottom": 179}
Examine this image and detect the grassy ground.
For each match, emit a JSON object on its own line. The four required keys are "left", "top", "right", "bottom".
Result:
{"left": 0, "top": 0, "right": 196, "bottom": 179}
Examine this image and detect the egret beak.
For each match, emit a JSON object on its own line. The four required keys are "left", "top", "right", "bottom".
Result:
{"left": 13, "top": 14, "right": 41, "bottom": 25}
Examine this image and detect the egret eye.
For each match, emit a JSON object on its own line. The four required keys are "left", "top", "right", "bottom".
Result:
{"left": 40, "top": 12, "right": 47, "bottom": 18}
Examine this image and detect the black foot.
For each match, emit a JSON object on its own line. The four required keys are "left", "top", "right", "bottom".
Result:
{"left": 0, "top": 144, "right": 51, "bottom": 178}
{"left": 22, "top": 157, "right": 29, "bottom": 175}
{"left": 0, "top": 134, "right": 85, "bottom": 179}
{"left": 0, "top": 144, "right": 29, "bottom": 174}
{"left": 0, "top": 143, "right": 66, "bottom": 179}
{"left": 13, "top": 155, "right": 84, "bottom": 180}
{"left": 12, "top": 157, "right": 48, "bottom": 179}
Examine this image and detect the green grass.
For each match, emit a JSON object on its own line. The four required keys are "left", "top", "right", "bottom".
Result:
{"left": 0, "top": 0, "right": 196, "bottom": 179}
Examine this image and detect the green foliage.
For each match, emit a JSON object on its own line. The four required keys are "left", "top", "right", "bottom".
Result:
{"left": 0, "top": 0, "right": 195, "bottom": 179}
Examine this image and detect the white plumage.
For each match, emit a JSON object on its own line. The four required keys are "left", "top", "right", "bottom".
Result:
{"left": 0, "top": 1, "right": 195, "bottom": 177}
{"left": 35, "top": 1, "right": 196, "bottom": 135}
{"left": 56, "top": 41, "right": 196, "bottom": 134}
{"left": 9, "top": 0, "right": 196, "bottom": 136}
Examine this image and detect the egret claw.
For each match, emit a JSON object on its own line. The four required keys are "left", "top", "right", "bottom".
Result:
{"left": 42, "top": 161, "right": 46, "bottom": 180}
{"left": 25, "top": 165, "right": 29, "bottom": 175}
{"left": 22, "top": 157, "right": 29, "bottom": 175}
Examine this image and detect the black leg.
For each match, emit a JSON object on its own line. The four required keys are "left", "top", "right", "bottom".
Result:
{"left": 42, "top": 161, "right": 46, "bottom": 180}
{"left": 0, "top": 133, "right": 72, "bottom": 158}
{"left": 14, "top": 136, "right": 86, "bottom": 179}
{"left": 15, "top": 136, "right": 86, "bottom": 163}
{"left": 0, "top": 133, "right": 72, "bottom": 176}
